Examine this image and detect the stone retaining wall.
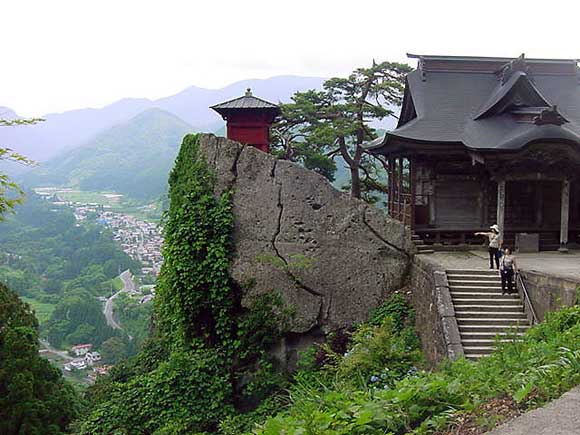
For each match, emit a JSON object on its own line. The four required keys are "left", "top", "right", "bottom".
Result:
{"left": 409, "top": 256, "right": 463, "bottom": 366}
{"left": 518, "top": 270, "right": 579, "bottom": 322}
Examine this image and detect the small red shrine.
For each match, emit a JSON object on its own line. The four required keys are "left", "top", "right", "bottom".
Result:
{"left": 211, "top": 88, "right": 281, "bottom": 153}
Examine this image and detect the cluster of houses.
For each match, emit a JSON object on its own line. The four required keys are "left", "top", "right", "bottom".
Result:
{"left": 98, "top": 211, "right": 163, "bottom": 275}
{"left": 34, "top": 189, "right": 164, "bottom": 277}
{"left": 64, "top": 344, "right": 106, "bottom": 373}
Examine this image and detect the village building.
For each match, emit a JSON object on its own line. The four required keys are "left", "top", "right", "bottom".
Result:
{"left": 70, "top": 343, "right": 92, "bottom": 356}
{"left": 366, "top": 54, "right": 580, "bottom": 251}
{"left": 68, "top": 358, "right": 87, "bottom": 370}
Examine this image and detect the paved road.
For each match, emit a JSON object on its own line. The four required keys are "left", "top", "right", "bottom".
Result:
{"left": 486, "top": 387, "right": 580, "bottom": 435}
{"left": 103, "top": 269, "right": 135, "bottom": 331}
{"left": 39, "top": 339, "right": 73, "bottom": 360}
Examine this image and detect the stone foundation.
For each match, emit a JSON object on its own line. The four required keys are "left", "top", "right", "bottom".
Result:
{"left": 409, "top": 255, "right": 463, "bottom": 366}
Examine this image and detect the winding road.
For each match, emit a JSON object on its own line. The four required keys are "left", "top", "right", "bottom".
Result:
{"left": 103, "top": 270, "right": 135, "bottom": 337}
{"left": 40, "top": 339, "right": 73, "bottom": 360}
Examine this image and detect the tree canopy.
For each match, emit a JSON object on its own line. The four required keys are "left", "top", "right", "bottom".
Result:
{"left": 0, "top": 117, "right": 40, "bottom": 218}
{"left": 0, "top": 282, "right": 79, "bottom": 434}
{"left": 271, "top": 61, "right": 412, "bottom": 200}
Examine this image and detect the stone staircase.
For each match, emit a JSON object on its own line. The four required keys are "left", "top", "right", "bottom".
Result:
{"left": 446, "top": 269, "right": 530, "bottom": 360}
{"left": 412, "top": 233, "right": 434, "bottom": 254}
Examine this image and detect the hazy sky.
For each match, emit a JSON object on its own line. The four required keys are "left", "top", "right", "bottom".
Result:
{"left": 2, "top": 0, "right": 579, "bottom": 116}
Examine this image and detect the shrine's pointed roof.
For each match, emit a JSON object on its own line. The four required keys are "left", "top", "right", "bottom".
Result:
{"left": 366, "top": 54, "right": 580, "bottom": 154}
{"left": 211, "top": 88, "right": 280, "bottom": 113}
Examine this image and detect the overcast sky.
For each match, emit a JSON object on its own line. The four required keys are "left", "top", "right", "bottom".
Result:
{"left": 2, "top": 0, "right": 579, "bottom": 116}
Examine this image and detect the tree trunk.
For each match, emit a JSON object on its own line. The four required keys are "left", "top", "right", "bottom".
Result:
{"left": 338, "top": 136, "right": 362, "bottom": 199}
{"left": 350, "top": 164, "right": 361, "bottom": 199}
{"left": 350, "top": 145, "right": 363, "bottom": 199}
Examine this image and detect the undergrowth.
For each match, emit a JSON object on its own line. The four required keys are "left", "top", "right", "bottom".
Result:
{"left": 252, "top": 300, "right": 580, "bottom": 435}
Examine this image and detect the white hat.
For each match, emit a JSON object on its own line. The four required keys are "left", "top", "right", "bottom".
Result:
{"left": 490, "top": 224, "right": 500, "bottom": 232}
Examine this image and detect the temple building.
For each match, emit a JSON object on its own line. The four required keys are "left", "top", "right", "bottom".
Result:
{"left": 366, "top": 54, "right": 580, "bottom": 251}
{"left": 211, "top": 88, "right": 280, "bottom": 153}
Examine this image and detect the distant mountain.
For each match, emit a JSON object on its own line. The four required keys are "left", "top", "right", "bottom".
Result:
{"left": 1, "top": 99, "right": 153, "bottom": 162}
{"left": 24, "top": 109, "right": 193, "bottom": 200}
{"left": 2, "top": 76, "right": 326, "bottom": 162}
{"left": 153, "top": 76, "right": 327, "bottom": 131}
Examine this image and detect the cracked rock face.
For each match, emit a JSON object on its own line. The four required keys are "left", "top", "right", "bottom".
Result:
{"left": 198, "top": 134, "right": 414, "bottom": 334}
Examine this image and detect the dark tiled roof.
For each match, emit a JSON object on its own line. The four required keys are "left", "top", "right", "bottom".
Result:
{"left": 366, "top": 55, "right": 580, "bottom": 154}
{"left": 211, "top": 89, "right": 280, "bottom": 111}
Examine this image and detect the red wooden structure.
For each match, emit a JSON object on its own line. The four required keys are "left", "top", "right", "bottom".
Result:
{"left": 211, "top": 88, "right": 281, "bottom": 153}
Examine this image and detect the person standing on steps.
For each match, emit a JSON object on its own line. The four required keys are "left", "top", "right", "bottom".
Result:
{"left": 475, "top": 224, "right": 502, "bottom": 269}
{"left": 499, "top": 247, "right": 518, "bottom": 295}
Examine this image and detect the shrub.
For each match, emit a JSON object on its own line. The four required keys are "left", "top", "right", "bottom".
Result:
{"left": 254, "top": 303, "right": 580, "bottom": 435}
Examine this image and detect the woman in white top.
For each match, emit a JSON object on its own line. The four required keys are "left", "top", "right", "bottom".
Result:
{"left": 475, "top": 224, "right": 502, "bottom": 269}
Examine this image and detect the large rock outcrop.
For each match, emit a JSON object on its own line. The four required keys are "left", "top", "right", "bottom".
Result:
{"left": 199, "top": 134, "right": 414, "bottom": 338}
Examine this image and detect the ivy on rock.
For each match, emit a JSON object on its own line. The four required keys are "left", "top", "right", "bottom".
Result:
{"left": 79, "top": 134, "right": 288, "bottom": 434}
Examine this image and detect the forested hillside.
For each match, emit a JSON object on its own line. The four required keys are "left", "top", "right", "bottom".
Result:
{"left": 23, "top": 109, "right": 192, "bottom": 201}
{"left": 0, "top": 282, "right": 79, "bottom": 433}
{"left": 0, "top": 193, "right": 141, "bottom": 349}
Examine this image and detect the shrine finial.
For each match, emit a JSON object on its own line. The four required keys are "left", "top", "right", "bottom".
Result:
{"left": 245, "top": 88, "right": 252, "bottom": 96}
{"left": 499, "top": 53, "right": 529, "bottom": 84}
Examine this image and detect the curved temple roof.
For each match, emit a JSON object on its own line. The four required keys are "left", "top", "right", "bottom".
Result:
{"left": 366, "top": 54, "right": 580, "bottom": 155}
{"left": 211, "top": 88, "right": 281, "bottom": 117}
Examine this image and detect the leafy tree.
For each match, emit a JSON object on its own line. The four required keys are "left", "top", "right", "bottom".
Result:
{"left": 271, "top": 61, "right": 412, "bottom": 199}
{"left": 0, "top": 117, "right": 40, "bottom": 218}
{"left": 0, "top": 282, "right": 79, "bottom": 433}
{"left": 100, "top": 336, "right": 129, "bottom": 364}
{"left": 44, "top": 288, "right": 117, "bottom": 348}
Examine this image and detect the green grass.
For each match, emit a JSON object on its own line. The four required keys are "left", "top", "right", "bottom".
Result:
{"left": 55, "top": 190, "right": 123, "bottom": 206}
{"left": 38, "top": 188, "right": 163, "bottom": 223}
{"left": 21, "top": 296, "right": 55, "bottom": 324}
{"left": 112, "top": 276, "right": 124, "bottom": 291}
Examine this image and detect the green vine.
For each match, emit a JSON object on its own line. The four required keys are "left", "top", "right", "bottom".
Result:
{"left": 155, "top": 133, "right": 235, "bottom": 349}
{"left": 79, "top": 134, "right": 290, "bottom": 433}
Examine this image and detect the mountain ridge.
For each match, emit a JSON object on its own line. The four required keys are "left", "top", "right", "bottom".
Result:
{"left": 23, "top": 108, "right": 193, "bottom": 200}
{"left": 2, "top": 75, "right": 326, "bottom": 162}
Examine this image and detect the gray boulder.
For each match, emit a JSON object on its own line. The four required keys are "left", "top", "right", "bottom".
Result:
{"left": 198, "top": 134, "right": 414, "bottom": 338}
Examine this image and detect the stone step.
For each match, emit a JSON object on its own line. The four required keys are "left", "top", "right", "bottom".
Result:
{"left": 417, "top": 249, "right": 435, "bottom": 254}
{"left": 459, "top": 324, "right": 530, "bottom": 333}
{"left": 449, "top": 286, "right": 501, "bottom": 295}
{"left": 447, "top": 274, "right": 504, "bottom": 281}
{"left": 453, "top": 297, "right": 523, "bottom": 305}
{"left": 462, "top": 338, "right": 523, "bottom": 346}
{"left": 455, "top": 311, "right": 528, "bottom": 319}
{"left": 465, "top": 354, "right": 488, "bottom": 360}
{"left": 463, "top": 345, "right": 494, "bottom": 354}
{"left": 460, "top": 331, "right": 526, "bottom": 340}
{"left": 457, "top": 317, "right": 529, "bottom": 326}
{"left": 454, "top": 304, "right": 524, "bottom": 312}
{"left": 446, "top": 269, "right": 500, "bottom": 276}
{"left": 448, "top": 279, "right": 502, "bottom": 286}
{"left": 451, "top": 292, "right": 520, "bottom": 300}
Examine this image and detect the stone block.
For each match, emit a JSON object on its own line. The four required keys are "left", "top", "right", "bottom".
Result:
{"left": 515, "top": 233, "right": 539, "bottom": 253}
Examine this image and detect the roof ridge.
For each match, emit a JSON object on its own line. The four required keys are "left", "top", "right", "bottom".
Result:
{"left": 408, "top": 53, "right": 580, "bottom": 63}
{"left": 210, "top": 93, "right": 278, "bottom": 110}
